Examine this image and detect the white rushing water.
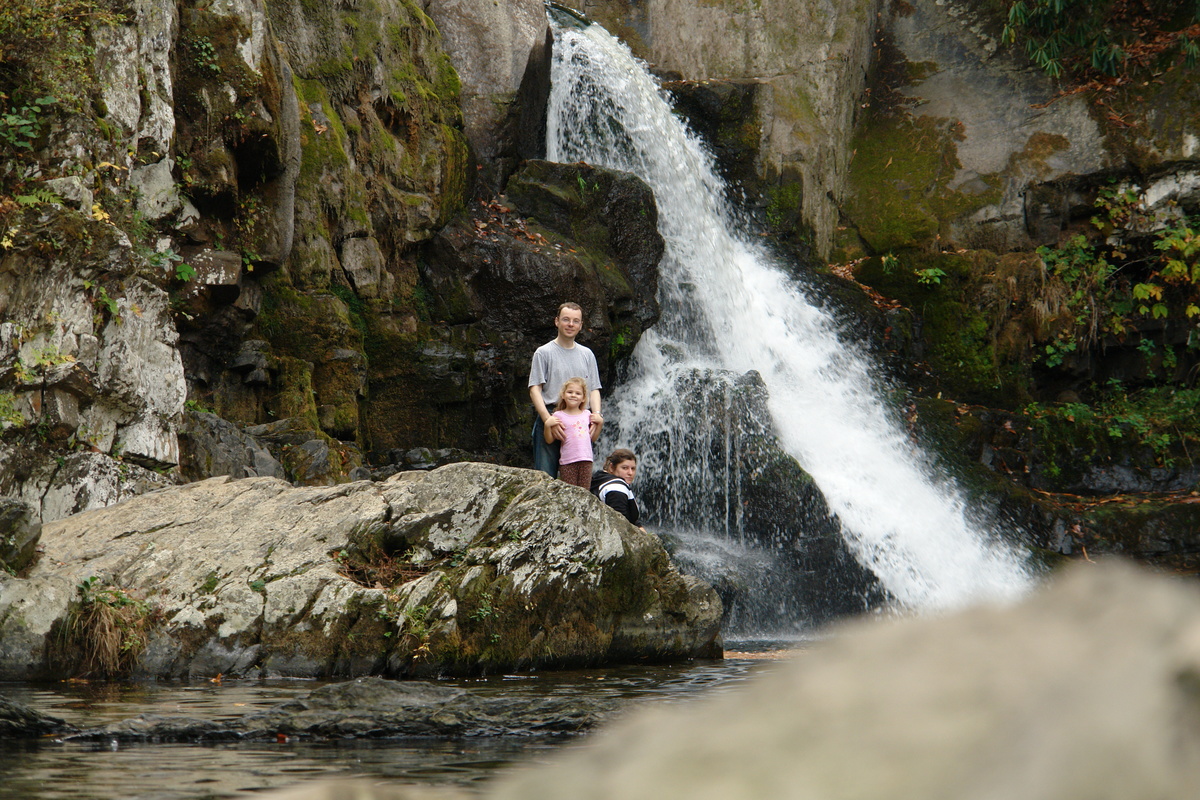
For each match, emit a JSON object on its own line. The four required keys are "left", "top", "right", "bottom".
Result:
{"left": 546, "top": 20, "right": 1033, "bottom": 612}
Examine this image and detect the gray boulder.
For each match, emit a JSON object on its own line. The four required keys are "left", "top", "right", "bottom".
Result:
{"left": 0, "top": 463, "right": 721, "bottom": 681}
{"left": 488, "top": 560, "right": 1200, "bottom": 800}
{"left": 178, "top": 410, "right": 287, "bottom": 482}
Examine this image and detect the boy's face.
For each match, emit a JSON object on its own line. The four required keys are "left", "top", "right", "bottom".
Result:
{"left": 555, "top": 308, "right": 583, "bottom": 339}
{"left": 611, "top": 459, "right": 636, "bottom": 484}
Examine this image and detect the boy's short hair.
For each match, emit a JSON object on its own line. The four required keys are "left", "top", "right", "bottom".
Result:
{"left": 557, "top": 301, "right": 583, "bottom": 317}
{"left": 605, "top": 448, "right": 637, "bottom": 470}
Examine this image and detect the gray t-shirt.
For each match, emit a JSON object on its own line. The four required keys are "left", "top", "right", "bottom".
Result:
{"left": 528, "top": 340, "right": 602, "bottom": 411}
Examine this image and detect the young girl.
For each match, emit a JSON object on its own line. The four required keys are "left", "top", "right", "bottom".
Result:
{"left": 546, "top": 376, "right": 600, "bottom": 488}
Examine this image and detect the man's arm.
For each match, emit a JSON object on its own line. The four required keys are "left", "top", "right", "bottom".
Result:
{"left": 589, "top": 388, "right": 603, "bottom": 434}
{"left": 530, "top": 385, "right": 565, "bottom": 440}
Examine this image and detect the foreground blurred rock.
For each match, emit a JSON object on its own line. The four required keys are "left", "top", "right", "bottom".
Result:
{"left": 264, "top": 560, "right": 1200, "bottom": 799}
{"left": 0, "top": 463, "right": 721, "bottom": 680}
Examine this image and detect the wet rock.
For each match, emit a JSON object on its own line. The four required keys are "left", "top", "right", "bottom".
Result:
{"left": 178, "top": 409, "right": 287, "bottom": 482}
{"left": 0, "top": 695, "right": 75, "bottom": 738}
{"left": 0, "top": 463, "right": 721, "bottom": 681}
{"left": 59, "top": 677, "right": 618, "bottom": 743}
{"left": 625, "top": 367, "right": 884, "bottom": 629}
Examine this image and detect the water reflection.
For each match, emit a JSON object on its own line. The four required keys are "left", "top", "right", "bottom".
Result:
{"left": 0, "top": 653, "right": 792, "bottom": 800}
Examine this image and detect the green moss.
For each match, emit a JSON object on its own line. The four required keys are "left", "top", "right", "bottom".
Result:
{"left": 331, "top": 285, "right": 368, "bottom": 337}
{"left": 856, "top": 250, "right": 1028, "bottom": 405}
{"left": 198, "top": 571, "right": 220, "bottom": 594}
{"left": 765, "top": 180, "right": 804, "bottom": 231}
{"left": 923, "top": 301, "right": 1004, "bottom": 400}
{"left": 270, "top": 356, "right": 321, "bottom": 429}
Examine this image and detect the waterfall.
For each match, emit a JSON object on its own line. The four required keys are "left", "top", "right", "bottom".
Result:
{"left": 545, "top": 19, "right": 1033, "bottom": 618}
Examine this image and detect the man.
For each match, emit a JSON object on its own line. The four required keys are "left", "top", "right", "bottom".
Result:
{"left": 528, "top": 302, "right": 603, "bottom": 476}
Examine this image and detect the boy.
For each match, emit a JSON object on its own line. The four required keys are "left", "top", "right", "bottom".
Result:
{"left": 591, "top": 448, "right": 642, "bottom": 529}
{"left": 528, "top": 302, "right": 603, "bottom": 476}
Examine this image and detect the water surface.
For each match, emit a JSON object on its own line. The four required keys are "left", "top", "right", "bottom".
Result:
{"left": 1, "top": 651, "right": 788, "bottom": 799}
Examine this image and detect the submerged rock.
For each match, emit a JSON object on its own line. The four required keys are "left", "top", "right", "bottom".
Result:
{"left": 63, "top": 677, "right": 617, "bottom": 743}
{"left": 0, "top": 463, "right": 721, "bottom": 681}
{"left": 0, "top": 695, "right": 73, "bottom": 738}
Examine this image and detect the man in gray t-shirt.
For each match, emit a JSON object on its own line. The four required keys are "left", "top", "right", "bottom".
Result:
{"left": 528, "top": 302, "right": 603, "bottom": 476}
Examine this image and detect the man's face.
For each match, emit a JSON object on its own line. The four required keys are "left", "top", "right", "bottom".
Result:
{"left": 556, "top": 308, "right": 583, "bottom": 338}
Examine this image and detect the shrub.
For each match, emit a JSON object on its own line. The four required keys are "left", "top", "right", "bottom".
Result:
{"left": 0, "top": 0, "right": 123, "bottom": 150}
{"left": 1001, "top": 0, "right": 1200, "bottom": 79}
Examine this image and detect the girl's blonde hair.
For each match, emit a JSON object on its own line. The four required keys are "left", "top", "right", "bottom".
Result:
{"left": 556, "top": 376, "right": 589, "bottom": 410}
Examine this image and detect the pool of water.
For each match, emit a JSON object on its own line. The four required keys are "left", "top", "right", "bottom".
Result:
{"left": 1, "top": 644, "right": 803, "bottom": 799}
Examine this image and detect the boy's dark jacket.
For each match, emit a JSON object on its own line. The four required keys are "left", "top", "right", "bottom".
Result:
{"left": 590, "top": 470, "right": 639, "bottom": 525}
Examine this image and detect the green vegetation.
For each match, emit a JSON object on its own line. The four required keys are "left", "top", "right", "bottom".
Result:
{"left": 0, "top": 0, "right": 122, "bottom": 182}
{"left": 0, "top": 96, "right": 55, "bottom": 152}
{"left": 1000, "top": 0, "right": 1200, "bottom": 79}
{"left": 62, "top": 576, "right": 158, "bottom": 677}
{"left": 1035, "top": 185, "right": 1200, "bottom": 369}
{"left": 0, "top": 390, "right": 23, "bottom": 426}
{"left": 0, "top": 0, "right": 122, "bottom": 116}
{"left": 1024, "top": 384, "right": 1200, "bottom": 482}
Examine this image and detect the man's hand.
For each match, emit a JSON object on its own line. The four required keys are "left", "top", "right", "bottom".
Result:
{"left": 545, "top": 416, "right": 566, "bottom": 441}
{"left": 589, "top": 411, "right": 604, "bottom": 433}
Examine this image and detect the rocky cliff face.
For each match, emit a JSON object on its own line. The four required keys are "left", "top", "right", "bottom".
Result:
{"left": 4, "top": 0, "right": 1197, "bottom": 608}
{"left": 830, "top": 0, "right": 1200, "bottom": 561}
{"left": 582, "top": 0, "right": 886, "bottom": 258}
{"left": 0, "top": 0, "right": 663, "bottom": 521}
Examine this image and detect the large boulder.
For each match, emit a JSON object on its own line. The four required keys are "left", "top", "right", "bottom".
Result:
{"left": 0, "top": 463, "right": 721, "bottom": 681}
{"left": 481, "top": 560, "right": 1200, "bottom": 799}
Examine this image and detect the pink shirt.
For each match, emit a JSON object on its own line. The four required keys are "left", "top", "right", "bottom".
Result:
{"left": 553, "top": 409, "right": 594, "bottom": 466}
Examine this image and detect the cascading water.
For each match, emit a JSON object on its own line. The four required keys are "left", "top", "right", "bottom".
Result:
{"left": 546, "top": 17, "right": 1033, "bottom": 627}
